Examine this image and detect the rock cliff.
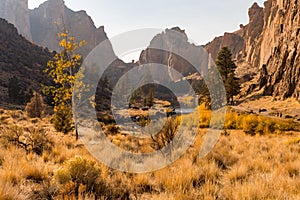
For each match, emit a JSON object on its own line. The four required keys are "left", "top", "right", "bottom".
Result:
{"left": 205, "top": 0, "right": 300, "bottom": 101}
{"left": 259, "top": 0, "right": 299, "bottom": 100}
{"left": 139, "top": 27, "right": 208, "bottom": 79}
{"left": 29, "top": 0, "right": 108, "bottom": 57}
{"left": 0, "top": 0, "right": 32, "bottom": 40}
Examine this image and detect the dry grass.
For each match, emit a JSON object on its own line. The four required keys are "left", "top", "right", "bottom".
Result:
{"left": 197, "top": 104, "right": 300, "bottom": 135}
{"left": 0, "top": 180, "right": 21, "bottom": 200}
{"left": 0, "top": 109, "right": 299, "bottom": 199}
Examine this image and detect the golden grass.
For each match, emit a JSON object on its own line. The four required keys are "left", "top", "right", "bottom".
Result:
{"left": 196, "top": 105, "right": 300, "bottom": 135}
{"left": 0, "top": 109, "right": 299, "bottom": 199}
{"left": 0, "top": 180, "right": 21, "bottom": 200}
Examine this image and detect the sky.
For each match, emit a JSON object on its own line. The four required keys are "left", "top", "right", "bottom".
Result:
{"left": 28, "top": 0, "right": 265, "bottom": 61}
{"left": 28, "top": 0, "right": 265, "bottom": 45}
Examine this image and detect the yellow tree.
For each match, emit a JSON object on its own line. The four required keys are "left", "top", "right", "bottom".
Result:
{"left": 43, "top": 31, "right": 86, "bottom": 137}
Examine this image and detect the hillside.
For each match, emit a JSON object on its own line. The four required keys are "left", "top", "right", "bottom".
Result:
{"left": 0, "top": 18, "right": 52, "bottom": 106}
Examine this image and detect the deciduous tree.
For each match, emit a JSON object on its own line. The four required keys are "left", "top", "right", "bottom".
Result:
{"left": 43, "top": 31, "right": 86, "bottom": 136}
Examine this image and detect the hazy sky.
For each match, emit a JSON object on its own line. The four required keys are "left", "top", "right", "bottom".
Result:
{"left": 28, "top": 0, "right": 265, "bottom": 46}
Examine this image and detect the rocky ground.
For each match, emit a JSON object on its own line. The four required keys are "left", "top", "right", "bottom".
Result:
{"left": 233, "top": 96, "right": 300, "bottom": 122}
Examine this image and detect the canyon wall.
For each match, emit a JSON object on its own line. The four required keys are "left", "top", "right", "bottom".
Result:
{"left": 206, "top": 0, "right": 300, "bottom": 100}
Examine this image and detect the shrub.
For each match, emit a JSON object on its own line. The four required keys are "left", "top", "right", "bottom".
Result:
{"left": 198, "top": 104, "right": 211, "bottom": 128}
{"left": 52, "top": 106, "right": 74, "bottom": 134}
{"left": 275, "top": 120, "right": 297, "bottom": 132}
{"left": 0, "top": 180, "right": 20, "bottom": 200}
{"left": 286, "top": 138, "right": 300, "bottom": 145}
{"left": 242, "top": 115, "right": 259, "bottom": 135}
{"left": 23, "top": 164, "right": 45, "bottom": 182}
{"left": 25, "top": 91, "right": 45, "bottom": 118}
{"left": 26, "top": 126, "right": 53, "bottom": 155}
{"left": 0, "top": 114, "right": 10, "bottom": 124}
{"left": 151, "top": 117, "right": 181, "bottom": 150}
{"left": 255, "top": 118, "right": 276, "bottom": 135}
{"left": 0, "top": 125, "right": 53, "bottom": 155}
{"left": 105, "top": 124, "right": 120, "bottom": 135}
{"left": 255, "top": 120, "right": 266, "bottom": 135}
{"left": 54, "top": 157, "right": 106, "bottom": 199}
{"left": 225, "top": 112, "right": 237, "bottom": 129}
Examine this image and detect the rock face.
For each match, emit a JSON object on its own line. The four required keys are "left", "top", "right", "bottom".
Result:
{"left": 0, "top": 0, "right": 108, "bottom": 57}
{"left": 205, "top": 3, "right": 264, "bottom": 77}
{"left": 205, "top": 0, "right": 300, "bottom": 101}
{"left": 0, "top": 18, "right": 52, "bottom": 105}
{"left": 139, "top": 27, "right": 208, "bottom": 79}
{"left": 0, "top": 0, "right": 32, "bottom": 40}
{"left": 259, "top": 0, "right": 300, "bottom": 100}
{"left": 29, "top": 0, "right": 108, "bottom": 57}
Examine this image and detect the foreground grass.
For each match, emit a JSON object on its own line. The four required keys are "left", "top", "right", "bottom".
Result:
{"left": 0, "top": 108, "right": 299, "bottom": 199}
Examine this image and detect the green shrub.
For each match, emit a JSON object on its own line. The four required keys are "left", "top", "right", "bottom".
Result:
{"left": 52, "top": 106, "right": 74, "bottom": 134}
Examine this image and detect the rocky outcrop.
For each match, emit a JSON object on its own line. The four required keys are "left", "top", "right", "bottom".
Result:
{"left": 259, "top": 0, "right": 300, "bottom": 100}
{"left": 0, "top": 0, "right": 108, "bottom": 57}
{"left": 206, "top": 0, "right": 300, "bottom": 101}
{"left": 29, "top": 0, "right": 108, "bottom": 57}
{"left": 205, "top": 32, "right": 245, "bottom": 64}
{"left": 0, "top": 0, "right": 32, "bottom": 40}
{"left": 205, "top": 3, "right": 264, "bottom": 78}
{"left": 139, "top": 27, "right": 208, "bottom": 79}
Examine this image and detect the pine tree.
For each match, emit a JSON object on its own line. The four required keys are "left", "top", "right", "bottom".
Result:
{"left": 216, "top": 47, "right": 240, "bottom": 105}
